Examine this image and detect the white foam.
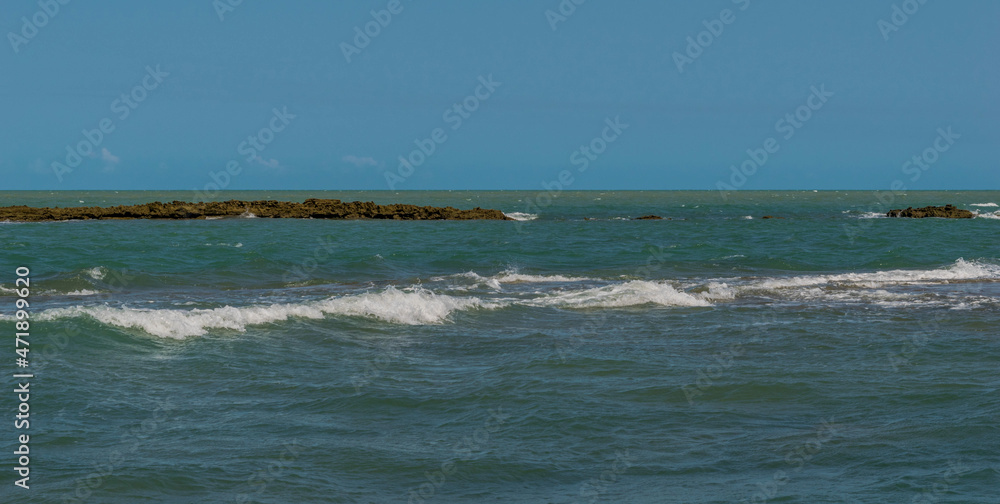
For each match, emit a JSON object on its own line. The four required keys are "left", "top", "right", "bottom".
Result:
{"left": 726, "top": 259, "right": 1000, "bottom": 294}
{"left": 33, "top": 287, "right": 502, "bottom": 339}
{"left": 431, "top": 269, "right": 592, "bottom": 291}
{"left": 974, "top": 210, "right": 1000, "bottom": 220}
{"left": 697, "top": 282, "right": 738, "bottom": 301}
{"left": 527, "top": 281, "right": 711, "bottom": 309}
{"left": 785, "top": 288, "right": 924, "bottom": 305}
{"left": 239, "top": 210, "right": 257, "bottom": 219}
{"left": 970, "top": 203, "right": 998, "bottom": 207}
{"left": 504, "top": 212, "right": 538, "bottom": 221}
{"left": 65, "top": 289, "right": 100, "bottom": 296}
{"left": 87, "top": 267, "right": 107, "bottom": 280}
{"left": 856, "top": 212, "right": 886, "bottom": 219}
{"left": 494, "top": 271, "right": 590, "bottom": 284}
{"left": 429, "top": 271, "right": 487, "bottom": 283}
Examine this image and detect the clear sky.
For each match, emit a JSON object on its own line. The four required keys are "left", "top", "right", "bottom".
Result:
{"left": 1, "top": 0, "right": 996, "bottom": 190}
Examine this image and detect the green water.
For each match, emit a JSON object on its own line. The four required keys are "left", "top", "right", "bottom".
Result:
{"left": 1, "top": 191, "right": 997, "bottom": 503}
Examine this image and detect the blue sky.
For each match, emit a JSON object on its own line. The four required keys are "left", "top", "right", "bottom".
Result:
{"left": 1, "top": 0, "right": 996, "bottom": 190}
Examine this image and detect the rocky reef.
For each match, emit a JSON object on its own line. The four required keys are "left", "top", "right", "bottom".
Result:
{"left": 886, "top": 205, "right": 974, "bottom": 219}
{"left": 0, "top": 199, "right": 512, "bottom": 222}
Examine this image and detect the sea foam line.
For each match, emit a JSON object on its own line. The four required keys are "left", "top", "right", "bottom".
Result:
{"left": 32, "top": 287, "right": 504, "bottom": 339}
{"left": 430, "top": 269, "right": 593, "bottom": 290}
{"left": 526, "top": 280, "right": 711, "bottom": 309}
{"left": 14, "top": 260, "right": 999, "bottom": 338}
{"left": 702, "top": 259, "right": 1000, "bottom": 296}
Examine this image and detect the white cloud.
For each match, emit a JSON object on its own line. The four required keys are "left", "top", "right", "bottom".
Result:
{"left": 101, "top": 148, "right": 120, "bottom": 164}
{"left": 342, "top": 155, "right": 378, "bottom": 168}
{"left": 99, "top": 148, "right": 120, "bottom": 172}
{"left": 254, "top": 156, "right": 283, "bottom": 170}
{"left": 32, "top": 158, "right": 50, "bottom": 175}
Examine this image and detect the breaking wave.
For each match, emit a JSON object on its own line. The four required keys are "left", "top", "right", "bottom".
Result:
{"left": 722, "top": 259, "right": 1000, "bottom": 293}
{"left": 526, "top": 281, "right": 711, "bottom": 309}
{"left": 11, "top": 260, "right": 997, "bottom": 338}
{"left": 504, "top": 212, "right": 538, "bottom": 221}
{"left": 31, "top": 287, "right": 503, "bottom": 339}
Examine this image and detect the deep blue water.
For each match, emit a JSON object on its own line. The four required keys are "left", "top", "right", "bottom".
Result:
{"left": 1, "top": 190, "right": 998, "bottom": 503}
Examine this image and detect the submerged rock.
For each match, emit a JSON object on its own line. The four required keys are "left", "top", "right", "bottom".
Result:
{"left": 0, "top": 199, "right": 512, "bottom": 222}
{"left": 886, "top": 205, "right": 974, "bottom": 219}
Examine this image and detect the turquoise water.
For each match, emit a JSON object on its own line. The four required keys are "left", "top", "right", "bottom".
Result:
{"left": 1, "top": 190, "right": 998, "bottom": 503}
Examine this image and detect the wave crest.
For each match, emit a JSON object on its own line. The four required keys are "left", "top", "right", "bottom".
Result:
{"left": 528, "top": 280, "right": 711, "bottom": 309}
{"left": 35, "top": 287, "right": 500, "bottom": 339}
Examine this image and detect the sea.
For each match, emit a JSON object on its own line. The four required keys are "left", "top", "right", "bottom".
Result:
{"left": 1, "top": 190, "right": 998, "bottom": 503}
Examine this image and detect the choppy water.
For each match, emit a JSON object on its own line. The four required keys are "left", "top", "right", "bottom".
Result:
{"left": 1, "top": 190, "right": 998, "bottom": 503}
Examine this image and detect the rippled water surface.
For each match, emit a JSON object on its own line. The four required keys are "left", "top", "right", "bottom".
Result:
{"left": 1, "top": 191, "right": 998, "bottom": 503}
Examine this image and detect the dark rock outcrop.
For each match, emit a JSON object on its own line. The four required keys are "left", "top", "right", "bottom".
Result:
{"left": 634, "top": 215, "right": 664, "bottom": 220}
{"left": 886, "top": 205, "right": 974, "bottom": 219}
{"left": 0, "top": 199, "right": 512, "bottom": 222}
{"left": 761, "top": 216, "right": 785, "bottom": 219}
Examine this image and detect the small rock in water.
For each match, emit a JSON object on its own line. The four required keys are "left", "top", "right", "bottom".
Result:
{"left": 885, "top": 205, "right": 974, "bottom": 218}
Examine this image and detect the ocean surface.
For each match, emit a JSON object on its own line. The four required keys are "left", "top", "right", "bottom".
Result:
{"left": 1, "top": 190, "right": 998, "bottom": 503}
